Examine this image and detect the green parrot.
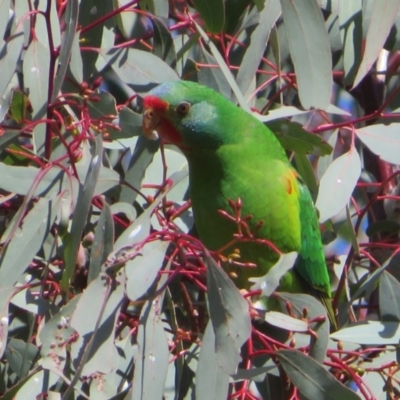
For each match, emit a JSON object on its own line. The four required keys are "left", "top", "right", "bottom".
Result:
{"left": 142, "top": 81, "right": 337, "bottom": 331}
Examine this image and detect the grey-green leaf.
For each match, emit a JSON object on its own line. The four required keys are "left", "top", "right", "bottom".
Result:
{"left": 206, "top": 254, "right": 251, "bottom": 375}
{"left": 279, "top": 0, "right": 332, "bottom": 109}
{"left": 379, "top": 271, "right": 400, "bottom": 322}
{"left": 88, "top": 201, "right": 114, "bottom": 283}
{"left": 125, "top": 240, "right": 170, "bottom": 301}
{"left": 353, "top": 0, "right": 400, "bottom": 87}
{"left": 236, "top": 0, "right": 281, "bottom": 95}
{"left": 100, "top": 48, "right": 179, "bottom": 93}
{"left": 195, "top": 321, "right": 230, "bottom": 400}
{"left": 315, "top": 147, "right": 361, "bottom": 223}
{"left": 132, "top": 300, "right": 169, "bottom": 400}
{"left": 277, "top": 349, "right": 360, "bottom": 400}
{"left": 23, "top": 39, "right": 51, "bottom": 119}
{"left": 0, "top": 32, "right": 24, "bottom": 99}
{"left": 331, "top": 321, "right": 400, "bottom": 345}
{"left": 356, "top": 123, "right": 400, "bottom": 164}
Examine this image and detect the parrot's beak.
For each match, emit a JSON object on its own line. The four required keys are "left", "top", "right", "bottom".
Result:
{"left": 142, "top": 107, "right": 160, "bottom": 141}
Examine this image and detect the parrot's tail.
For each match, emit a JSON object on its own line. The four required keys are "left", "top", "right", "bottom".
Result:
{"left": 308, "top": 286, "right": 338, "bottom": 332}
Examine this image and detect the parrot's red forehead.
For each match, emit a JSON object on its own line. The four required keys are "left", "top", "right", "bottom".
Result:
{"left": 143, "top": 95, "right": 168, "bottom": 111}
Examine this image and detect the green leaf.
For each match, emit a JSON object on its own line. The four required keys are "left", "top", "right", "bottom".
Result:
{"left": 193, "top": 0, "right": 225, "bottom": 34}
{"left": 206, "top": 254, "right": 251, "bottom": 375}
{"left": 315, "top": 147, "right": 361, "bottom": 223}
{"left": 224, "top": 0, "right": 252, "bottom": 33}
{"left": 356, "top": 123, "right": 400, "bottom": 164}
{"left": 331, "top": 321, "right": 400, "bottom": 345}
{"left": 270, "top": 120, "right": 333, "bottom": 156}
{"left": 279, "top": 0, "right": 332, "bottom": 109}
{"left": 379, "top": 271, "right": 400, "bottom": 322}
{"left": 195, "top": 321, "right": 230, "bottom": 400}
{"left": 353, "top": 0, "right": 400, "bottom": 87}
{"left": 277, "top": 349, "right": 360, "bottom": 400}
{"left": 132, "top": 300, "right": 170, "bottom": 400}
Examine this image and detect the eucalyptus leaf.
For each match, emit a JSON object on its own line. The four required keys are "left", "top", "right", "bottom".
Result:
{"left": 278, "top": 349, "right": 360, "bottom": 400}
{"left": 331, "top": 321, "right": 400, "bottom": 345}
{"left": 125, "top": 239, "right": 170, "bottom": 301}
{"left": 206, "top": 254, "right": 251, "bottom": 375}
{"left": 379, "top": 271, "right": 400, "bottom": 322}
{"left": 280, "top": 0, "right": 332, "bottom": 109}
{"left": 195, "top": 321, "right": 230, "bottom": 400}
{"left": 356, "top": 123, "right": 400, "bottom": 164}
{"left": 132, "top": 300, "right": 169, "bottom": 400}
{"left": 316, "top": 147, "right": 361, "bottom": 223}
{"left": 353, "top": 0, "right": 400, "bottom": 87}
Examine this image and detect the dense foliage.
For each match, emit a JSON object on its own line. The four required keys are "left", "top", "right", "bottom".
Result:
{"left": 1, "top": 0, "right": 400, "bottom": 398}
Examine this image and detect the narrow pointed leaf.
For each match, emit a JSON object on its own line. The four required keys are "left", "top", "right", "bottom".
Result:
{"left": 23, "top": 39, "right": 51, "bottom": 119}
{"left": 379, "top": 271, "right": 400, "bottom": 322}
{"left": 206, "top": 254, "right": 251, "bottom": 375}
{"left": 353, "top": 0, "right": 400, "bottom": 87}
{"left": 279, "top": 0, "right": 332, "bottom": 109}
{"left": 193, "top": 0, "right": 224, "bottom": 34}
{"left": 264, "top": 311, "right": 308, "bottom": 332}
{"left": 277, "top": 349, "right": 360, "bottom": 400}
{"left": 132, "top": 300, "right": 169, "bottom": 400}
{"left": 62, "top": 136, "right": 103, "bottom": 290}
{"left": 195, "top": 321, "right": 230, "bottom": 400}
{"left": 0, "top": 32, "right": 24, "bottom": 99}
{"left": 237, "top": 0, "right": 281, "bottom": 94}
{"left": 0, "top": 196, "right": 60, "bottom": 287}
{"left": 88, "top": 201, "right": 114, "bottom": 283}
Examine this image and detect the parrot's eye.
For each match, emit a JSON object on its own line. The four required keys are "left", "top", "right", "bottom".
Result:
{"left": 176, "top": 102, "right": 190, "bottom": 115}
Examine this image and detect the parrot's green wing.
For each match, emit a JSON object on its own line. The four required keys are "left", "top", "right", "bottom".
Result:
{"left": 296, "top": 181, "right": 337, "bottom": 330}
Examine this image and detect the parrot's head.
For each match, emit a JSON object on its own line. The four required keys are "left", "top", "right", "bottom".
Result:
{"left": 142, "top": 81, "right": 234, "bottom": 152}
